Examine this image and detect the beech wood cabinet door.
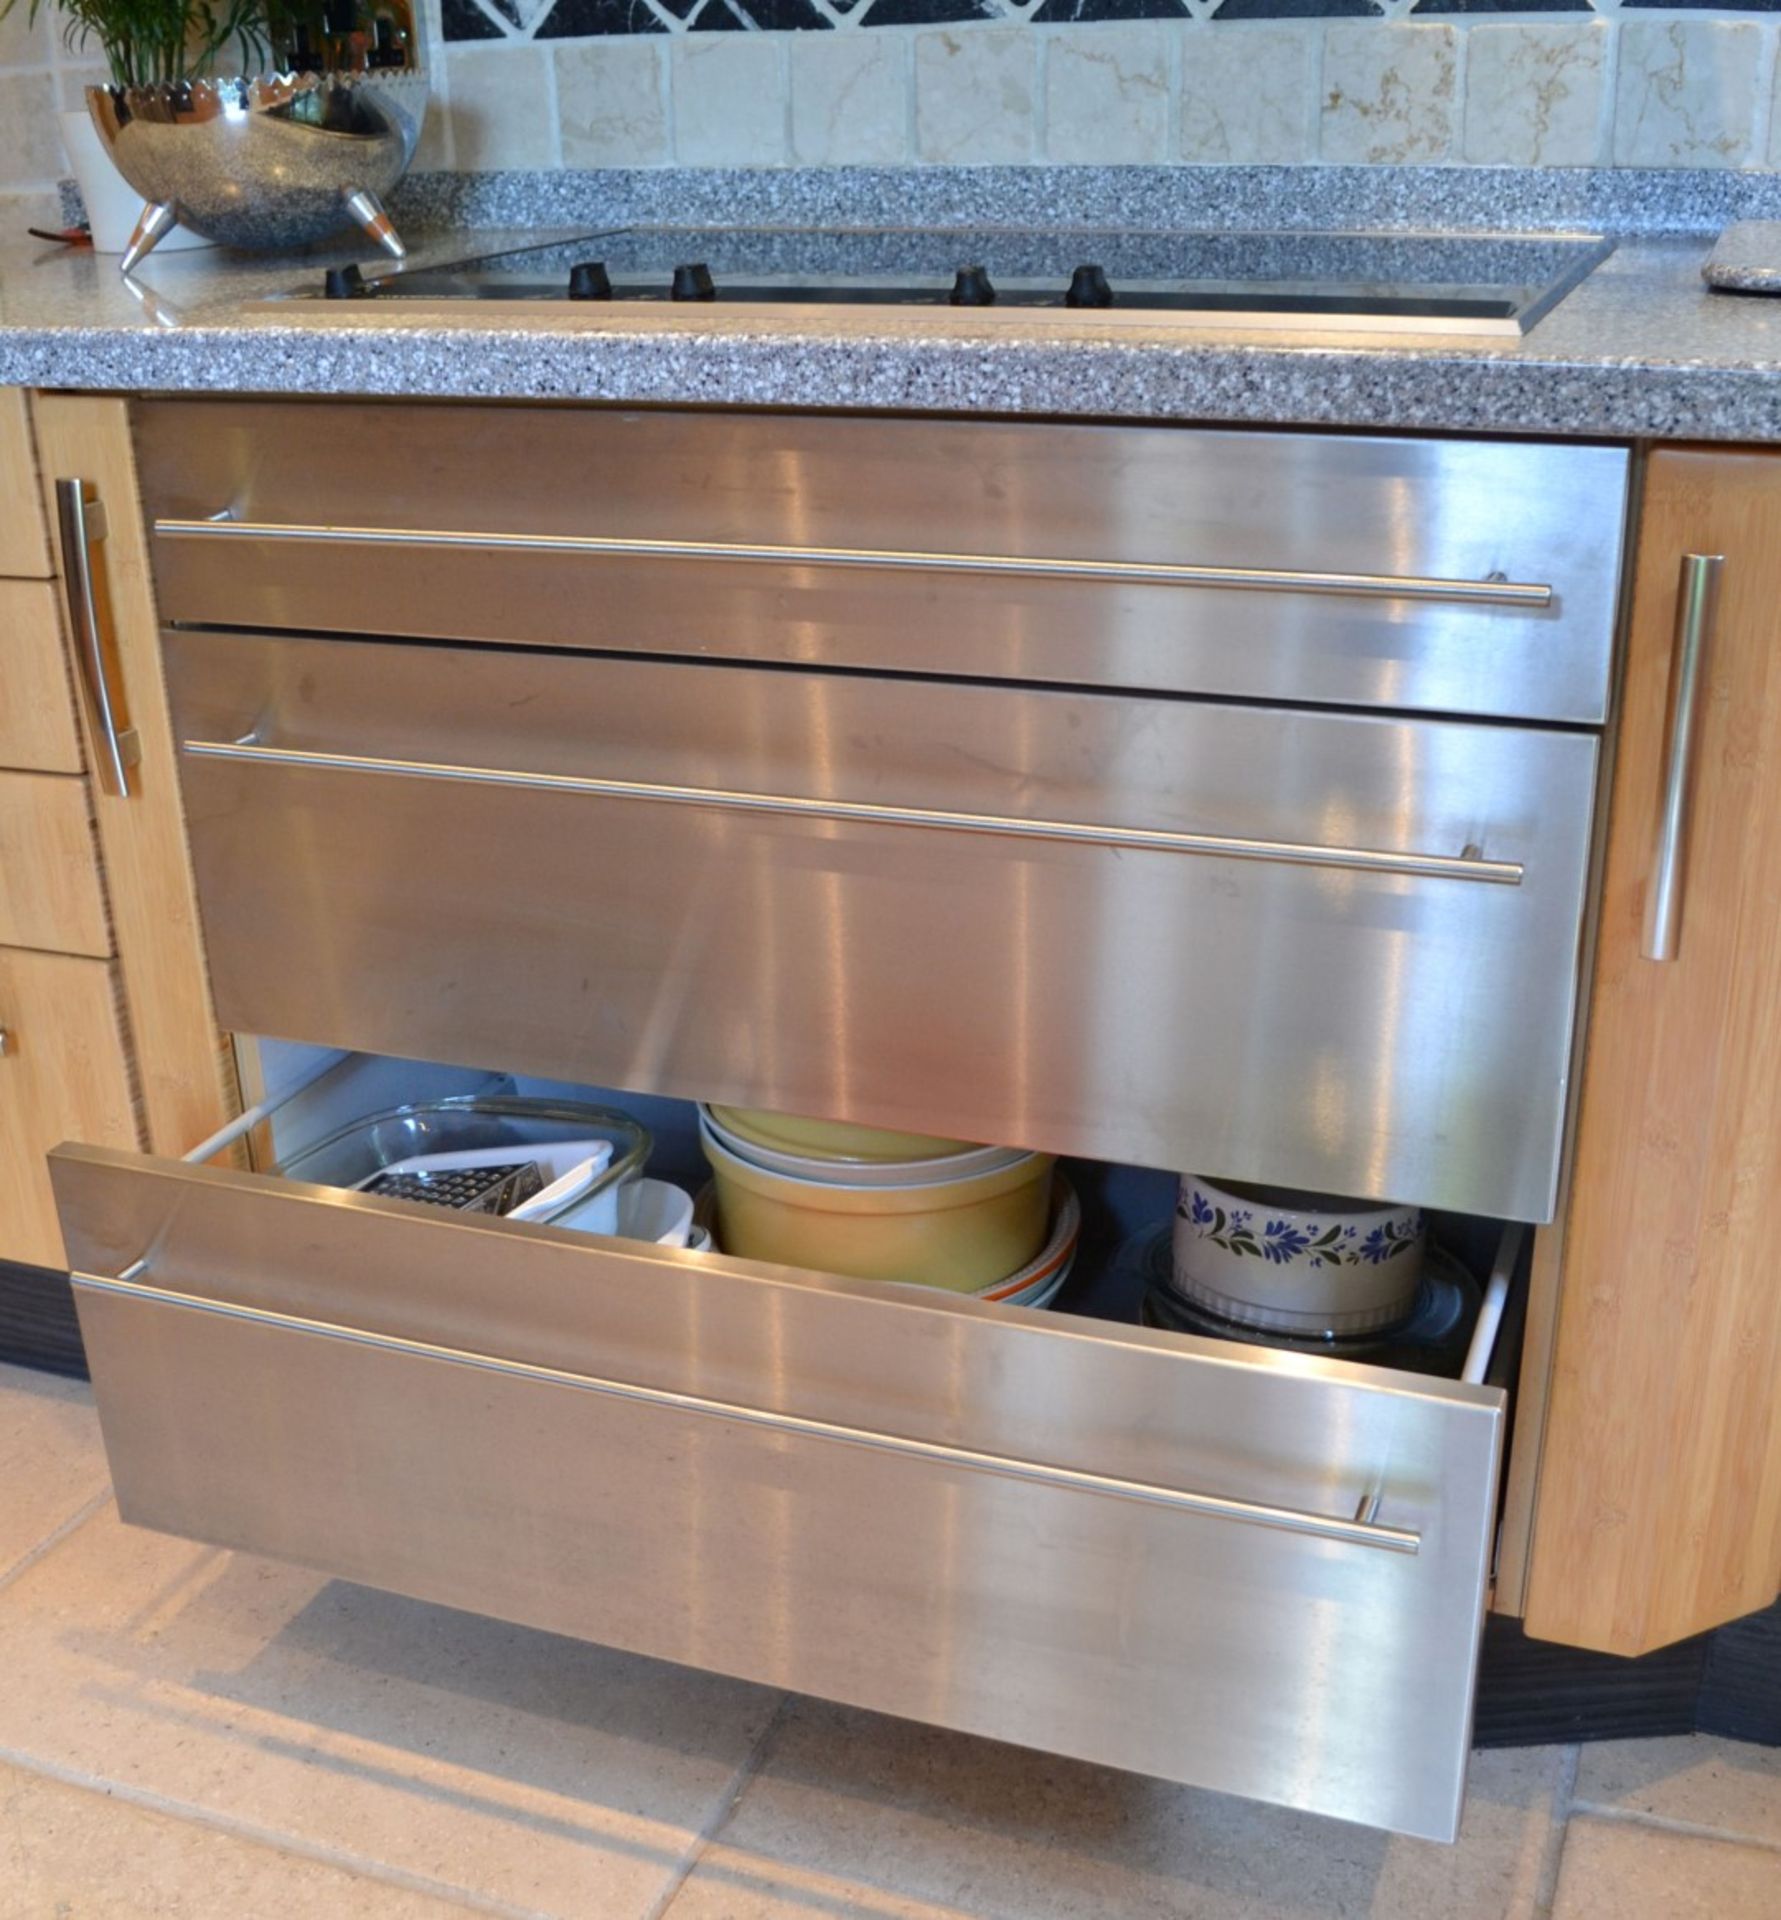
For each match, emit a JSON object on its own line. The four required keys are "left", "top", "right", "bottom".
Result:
{"left": 30, "top": 394, "right": 234, "bottom": 1159}
{"left": 1525, "top": 447, "right": 1781, "bottom": 1655}
{"left": 0, "top": 948, "right": 137, "bottom": 1268}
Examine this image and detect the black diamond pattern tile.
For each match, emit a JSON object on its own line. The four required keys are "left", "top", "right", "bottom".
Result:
{"left": 860, "top": 0, "right": 1004, "bottom": 22}
{"left": 730, "top": 0, "right": 836, "bottom": 23}
{"left": 441, "top": 0, "right": 1698, "bottom": 43}
{"left": 537, "top": 0, "right": 670, "bottom": 32}
{"left": 442, "top": 0, "right": 510, "bottom": 37}
{"left": 1213, "top": 0, "right": 1381, "bottom": 15}
{"left": 1032, "top": 0, "right": 1189, "bottom": 19}
{"left": 1414, "top": 0, "right": 1587, "bottom": 10}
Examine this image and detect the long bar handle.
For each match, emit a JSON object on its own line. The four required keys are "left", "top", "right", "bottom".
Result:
{"left": 183, "top": 738, "right": 1525, "bottom": 886}
{"left": 55, "top": 479, "right": 141, "bottom": 799}
{"left": 1642, "top": 553, "right": 1725, "bottom": 962}
{"left": 70, "top": 1264, "right": 1420, "bottom": 1554}
{"left": 154, "top": 516, "right": 1554, "bottom": 609}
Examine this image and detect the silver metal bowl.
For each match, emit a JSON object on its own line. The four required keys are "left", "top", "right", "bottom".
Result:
{"left": 88, "top": 71, "right": 427, "bottom": 272}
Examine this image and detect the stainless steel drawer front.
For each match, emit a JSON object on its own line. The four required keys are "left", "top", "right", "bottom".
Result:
{"left": 168, "top": 632, "right": 1598, "bottom": 1220}
{"left": 135, "top": 402, "right": 1628, "bottom": 724}
{"left": 54, "top": 1144, "right": 1504, "bottom": 1842}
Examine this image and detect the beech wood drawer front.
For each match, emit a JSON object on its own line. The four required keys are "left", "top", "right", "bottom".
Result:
{"left": 0, "top": 771, "right": 109, "bottom": 956}
{"left": 0, "top": 952, "right": 135, "bottom": 1267}
{"left": 137, "top": 401, "right": 1628, "bottom": 725}
{"left": 54, "top": 1142, "right": 1503, "bottom": 1842}
{"left": 169, "top": 631, "right": 1596, "bottom": 1221}
{"left": 0, "top": 582, "right": 82, "bottom": 773}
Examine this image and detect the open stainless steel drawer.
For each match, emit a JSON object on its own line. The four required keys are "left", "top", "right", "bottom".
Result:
{"left": 167, "top": 631, "right": 1598, "bottom": 1221}
{"left": 137, "top": 401, "right": 1628, "bottom": 725}
{"left": 53, "top": 1131, "right": 1508, "bottom": 1843}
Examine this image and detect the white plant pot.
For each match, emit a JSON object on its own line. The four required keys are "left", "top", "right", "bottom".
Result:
{"left": 60, "top": 111, "right": 210, "bottom": 256}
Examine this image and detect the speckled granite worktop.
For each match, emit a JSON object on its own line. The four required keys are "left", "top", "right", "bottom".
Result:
{"left": 4, "top": 167, "right": 1781, "bottom": 442}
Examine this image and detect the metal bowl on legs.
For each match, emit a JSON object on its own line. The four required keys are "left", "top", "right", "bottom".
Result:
{"left": 87, "top": 72, "right": 427, "bottom": 272}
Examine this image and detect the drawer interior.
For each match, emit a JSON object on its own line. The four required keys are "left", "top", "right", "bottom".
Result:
{"left": 54, "top": 1036, "right": 1530, "bottom": 1845}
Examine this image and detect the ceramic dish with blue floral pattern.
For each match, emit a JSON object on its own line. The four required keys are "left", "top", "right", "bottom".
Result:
{"left": 1172, "top": 1176, "right": 1428, "bottom": 1336}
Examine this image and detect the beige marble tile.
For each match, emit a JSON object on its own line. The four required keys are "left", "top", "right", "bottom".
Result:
{"left": 0, "top": 1503, "right": 781, "bottom": 1918}
{"left": 0, "top": 1758, "right": 479, "bottom": 1917}
{"left": 661, "top": 1699, "right": 1567, "bottom": 1920}
{"left": 1464, "top": 22, "right": 1608, "bottom": 169}
{"left": 1319, "top": 23, "right": 1458, "bottom": 167}
{"left": 1575, "top": 1734, "right": 1781, "bottom": 1846}
{"left": 672, "top": 35, "right": 788, "bottom": 168}
{"left": 1179, "top": 25, "right": 1316, "bottom": 166}
{"left": 56, "top": 61, "right": 111, "bottom": 114}
{"left": 915, "top": 28, "right": 1034, "bottom": 167}
{"left": 1612, "top": 20, "right": 1768, "bottom": 171}
{"left": 791, "top": 33, "right": 909, "bottom": 168}
{"left": 558, "top": 40, "right": 670, "bottom": 170}
{"left": 413, "top": 86, "right": 453, "bottom": 175}
{"left": 1550, "top": 1816, "right": 1781, "bottom": 1920}
{"left": 0, "top": 71, "right": 61, "bottom": 193}
{"left": 0, "top": 1365, "right": 108, "bottom": 1580}
{"left": 442, "top": 46, "right": 559, "bottom": 172}
{"left": 1043, "top": 26, "right": 1171, "bottom": 167}
{"left": 0, "top": 2, "right": 49, "bottom": 67}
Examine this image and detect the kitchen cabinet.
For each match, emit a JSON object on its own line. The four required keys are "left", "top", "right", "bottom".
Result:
{"left": 0, "top": 950, "right": 138, "bottom": 1270}
{"left": 28, "top": 397, "right": 1781, "bottom": 1838}
{"left": 0, "top": 583, "right": 83, "bottom": 771}
{"left": 1522, "top": 446, "right": 1781, "bottom": 1655}
{"left": 0, "top": 388, "right": 233, "bottom": 1270}
{"left": 0, "top": 391, "right": 51, "bottom": 577}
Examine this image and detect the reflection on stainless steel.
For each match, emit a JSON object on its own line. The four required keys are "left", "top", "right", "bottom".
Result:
{"left": 1643, "top": 553, "right": 1725, "bottom": 962}
{"left": 166, "top": 630, "right": 1597, "bottom": 1221}
{"left": 88, "top": 73, "right": 425, "bottom": 270}
{"left": 136, "top": 403, "right": 1632, "bottom": 726}
{"left": 54, "top": 1141, "right": 1506, "bottom": 1839}
{"left": 72, "top": 1263, "right": 1421, "bottom": 1550}
{"left": 181, "top": 739, "right": 1528, "bottom": 885}
{"left": 156, "top": 516, "right": 1557, "bottom": 607}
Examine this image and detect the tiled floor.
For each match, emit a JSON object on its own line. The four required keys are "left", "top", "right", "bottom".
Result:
{"left": 1, "top": 1360, "right": 1777, "bottom": 1920}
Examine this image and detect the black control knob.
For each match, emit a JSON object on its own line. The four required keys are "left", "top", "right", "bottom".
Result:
{"left": 323, "top": 263, "right": 365, "bottom": 300}
{"left": 568, "top": 261, "right": 612, "bottom": 301}
{"left": 950, "top": 264, "right": 996, "bottom": 307}
{"left": 671, "top": 262, "right": 716, "bottom": 302}
{"left": 1065, "top": 263, "right": 1113, "bottom": 309}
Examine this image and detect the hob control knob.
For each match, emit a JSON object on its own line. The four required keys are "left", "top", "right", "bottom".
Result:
{"left": 323, "top": 263, "right": 365, "bottom": 300}
{"left": 568, "top": 261, "right": 612, "bottom": 301}
{"left": 1065, "top": 264, "right": 1114, "bottom": 309}
{"left": 671, "top": 262, "right": 716, "bottom": 301}
{"left": 950, "top": 265, "right": 996, "bottom": 307}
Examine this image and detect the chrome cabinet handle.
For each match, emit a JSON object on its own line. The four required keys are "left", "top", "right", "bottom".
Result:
{"left": 0, "top": 1026, "right": 11, "bottom": 1058}
{"left": 154, "top": 516, "right": 1554, "bottom": 610}
{"left": 56, "top": 479, "right": 141, "bottom": 799}
{"left": 71, "top": 1264, "right": 1421, "bottom": 1554}
{"left": 182, "top": 739, "right": 1525, "bottom": 886}
{"left": 1642, "top": 553, "right": 1725, "bottom": 962}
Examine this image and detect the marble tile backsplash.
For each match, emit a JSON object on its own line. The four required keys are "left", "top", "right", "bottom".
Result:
{"left": 426, "top": 16, "right": 1781, "bottom": 177}
{"left": 11, "top": 12, "right": 1781, "bottom": 215}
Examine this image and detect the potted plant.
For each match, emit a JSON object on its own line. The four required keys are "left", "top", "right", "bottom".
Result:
{"left": 2, "top": 0, "right": 425, "bottom": 267}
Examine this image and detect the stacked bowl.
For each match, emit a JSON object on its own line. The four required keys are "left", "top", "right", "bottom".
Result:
{"left": 699, "top": 1105, "right": 1072, "bottom": 1303}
